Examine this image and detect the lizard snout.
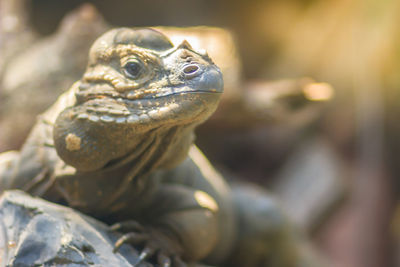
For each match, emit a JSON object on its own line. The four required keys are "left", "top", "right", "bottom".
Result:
{"left": 190, "top": 65, "right": 224, "bottom": 94}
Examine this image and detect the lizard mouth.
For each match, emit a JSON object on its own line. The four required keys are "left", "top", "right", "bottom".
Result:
{"left": 73, "top": 88, "right": 221, "bottom": 125}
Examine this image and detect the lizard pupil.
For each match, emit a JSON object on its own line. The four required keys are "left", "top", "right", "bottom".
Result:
{"left": 124, "top": 62, "right": 142, "bottom": 79}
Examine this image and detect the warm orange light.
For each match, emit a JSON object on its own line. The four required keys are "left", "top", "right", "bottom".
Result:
{"left": 302, "top": 82, "right": 334, "bottom": 101}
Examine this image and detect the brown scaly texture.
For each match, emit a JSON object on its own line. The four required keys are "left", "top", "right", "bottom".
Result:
{"left": 0, "top": 28, "right": 323, "bottom": 267}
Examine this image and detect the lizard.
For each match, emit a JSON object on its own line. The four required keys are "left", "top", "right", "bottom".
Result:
{"left": 0, "top": 28, "right": 321, "bottom": 267}
{"left": 0, "top": 5, "right": 332, "bottom": 154}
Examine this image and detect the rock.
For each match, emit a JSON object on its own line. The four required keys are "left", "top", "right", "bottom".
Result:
{"left": 0, "top": 190, "right": 151, "bottom": 267}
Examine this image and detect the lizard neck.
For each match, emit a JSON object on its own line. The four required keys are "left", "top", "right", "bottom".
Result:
{"left": 53, "top": 102, "right": 197, "bottom": 172}
{"left": 151, "top": 125, "right": 196, "bottom": 170}
{"left": 54, "top": 122, "right": 196, "bottom": 216}
{"left": 106, "top": 124, "right": 196, "bottom": 173}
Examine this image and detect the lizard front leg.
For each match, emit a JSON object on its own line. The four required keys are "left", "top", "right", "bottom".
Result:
{"left": 112, "top": 184, "right": 219, "bottom": 266}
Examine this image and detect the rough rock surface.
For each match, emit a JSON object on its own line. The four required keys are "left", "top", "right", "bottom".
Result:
{"left": 0, "top": 190, "right": 150, "bottom": 267}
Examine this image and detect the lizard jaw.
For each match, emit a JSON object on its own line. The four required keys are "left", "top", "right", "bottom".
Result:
{"left": 70, "top": 90, "right": 221, "bottom": 127}
{"left": 73, "top": 61, "right": 223, "bottom": 127}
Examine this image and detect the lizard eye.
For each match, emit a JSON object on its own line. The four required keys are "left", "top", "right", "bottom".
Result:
{"left": 123, "top": 60, "right": 144, "bottom": 79}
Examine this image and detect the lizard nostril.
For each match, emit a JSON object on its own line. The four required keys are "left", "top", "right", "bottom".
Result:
{"left": 182, "top": 64, "right": 201, "bottom": 79}
{"left": 183, "top": 64, "right": 199, "bottom": 74}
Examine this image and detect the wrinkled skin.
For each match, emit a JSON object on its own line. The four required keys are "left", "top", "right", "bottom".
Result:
{"left": 0, "top": 28, "right": 322, "bottom": 267}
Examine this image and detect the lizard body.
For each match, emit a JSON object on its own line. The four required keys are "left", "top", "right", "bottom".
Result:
{"left": 1, "top": 28, "right": 233, "bottom": 264}
{"left": 0, "top": 28, "right": 321, "bottom": 267}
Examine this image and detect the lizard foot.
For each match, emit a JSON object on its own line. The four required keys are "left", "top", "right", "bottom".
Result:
{"left": 111, "top": 221, "right": 187, "bottom": 267}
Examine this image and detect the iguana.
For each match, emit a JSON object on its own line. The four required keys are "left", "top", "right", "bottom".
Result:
{"left": 0, "top": 28, "right": 321, "bottom": 267}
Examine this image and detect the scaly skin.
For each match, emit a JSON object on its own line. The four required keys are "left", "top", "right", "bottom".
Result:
{"left": 0, "top": 28, "right": 322, "bottom": 267}
{"left": 0, "top": 28, "right": 234, "bottom": 266}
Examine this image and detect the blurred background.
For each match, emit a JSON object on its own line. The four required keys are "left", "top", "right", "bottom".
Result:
{"left": 1, "top": 0, "right": 400, "bottom": 266}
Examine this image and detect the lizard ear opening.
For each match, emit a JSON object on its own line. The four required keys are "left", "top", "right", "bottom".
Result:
{"left": 114, "top": 28, "right": 174, "bottom": 51}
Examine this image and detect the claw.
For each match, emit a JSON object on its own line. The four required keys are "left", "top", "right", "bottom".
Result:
{"left": 133, "top": 246, "right": 156, "bottom": 267}
{"left": 113, "top": 232, "right": 148, "bottom": 252}
{"left": 111, "top": 222, "right": 185, "bottom": 266}
{"left": 110, "top": 220, "right": 145, "bottom": 232}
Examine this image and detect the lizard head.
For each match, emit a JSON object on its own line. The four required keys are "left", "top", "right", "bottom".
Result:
{"left": 54, "top": 28, "right": 223, "bottom": 171}
{"left": 74, "top": 27, "right": 223, "bottom": 128}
